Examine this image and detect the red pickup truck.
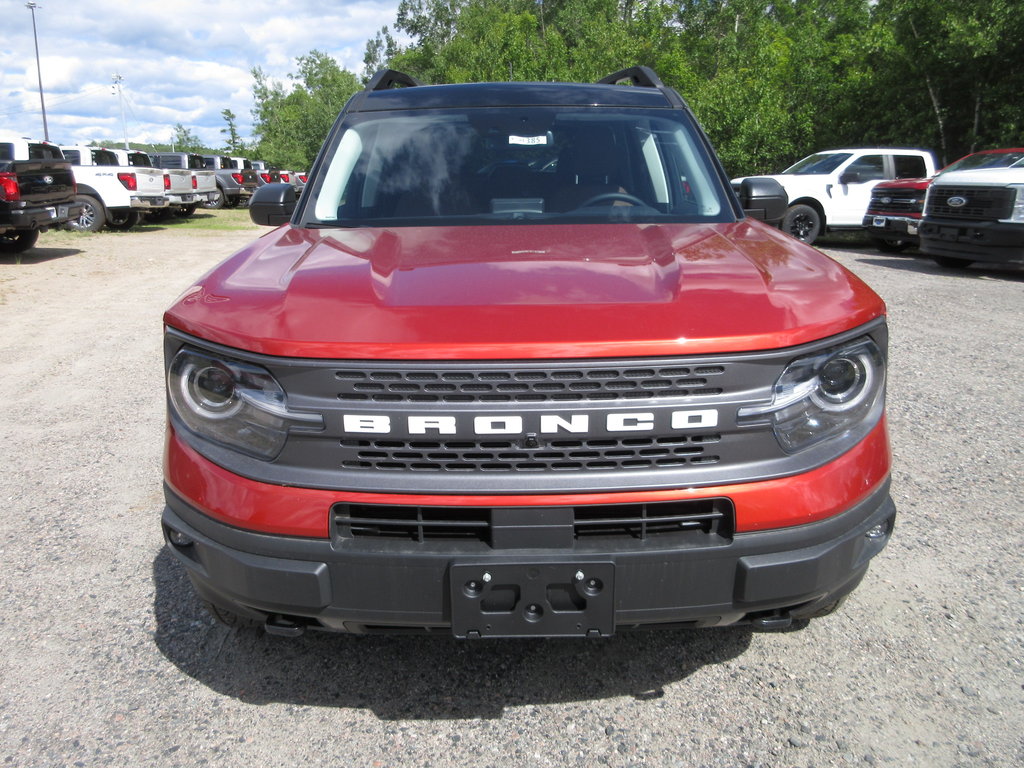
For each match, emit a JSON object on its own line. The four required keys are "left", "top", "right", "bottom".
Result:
{"left": 162, "top": 68, "right": 895, "bottom": 638}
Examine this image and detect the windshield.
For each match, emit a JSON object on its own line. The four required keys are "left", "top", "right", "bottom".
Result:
{"left": 782, "top": 153, "right": 852, "bottom": 175}
{"left": 304, "top": 107, "right": 730, "bottom": 227}
{"left": 943, "top": 150, "right": 1024, "bottom": 173}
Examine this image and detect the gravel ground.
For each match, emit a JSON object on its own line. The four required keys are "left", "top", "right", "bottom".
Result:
{"left": 0, "top": 217, "right": 1021, "bottom": 767}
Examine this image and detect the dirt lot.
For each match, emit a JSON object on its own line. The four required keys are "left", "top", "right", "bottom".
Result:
{"left": 1, "top": 214, "right": 1021, "bottom": 767}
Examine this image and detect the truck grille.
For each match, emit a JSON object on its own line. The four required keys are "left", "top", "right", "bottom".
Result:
{"left": 332, "top": 498, "right": 734, "bottom": 545}
{"left": 868, "top": 190, "right": 923, "bottom": 215}
{"left": 340, "top": 434, "right": 722, "bottom": 472}
{"left": 335, "top": 363, "right": 726, "bottom": 403}
{"left": 926, "top": 185, "right": 1015, "bottom": 220}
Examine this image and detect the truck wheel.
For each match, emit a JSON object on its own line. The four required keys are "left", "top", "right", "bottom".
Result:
{"left": 933, "top": 256, "right": 974, "bottom": 269}
{"left": 870, "top": 236, "right": 911, "bottom": 253}
{"left": 203, "top": 190, "right": 224, "bottom": 210}
{"left": 66, "top": 195, "right": 106, "bottom": 232}
{"left": 0, "top": 230, "right": 39, "bottom": 254}
{"left": 106, "top": 209, "right": 140, "bottom": 230}
{"left": 782, "top": 204, "right": 821, "bottom": 244}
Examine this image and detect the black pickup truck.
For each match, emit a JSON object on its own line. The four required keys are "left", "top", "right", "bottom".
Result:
{"left": 0, "top": 135, "right": 83, "bottom": 253}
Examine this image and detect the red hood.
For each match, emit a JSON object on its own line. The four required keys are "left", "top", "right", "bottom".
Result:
{"left": 164, "top": 221, "right": 885, "bottom": 359}
{"left": 873, "top": 177, "right": 932, "bottom": 191}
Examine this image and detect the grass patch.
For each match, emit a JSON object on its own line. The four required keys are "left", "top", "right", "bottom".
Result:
{"left": 136, "top": 208, "right": 263, "bottom": 233}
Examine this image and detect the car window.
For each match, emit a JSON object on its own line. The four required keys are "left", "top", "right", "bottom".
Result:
{"left": 308, "top": 107, "right": 728, "bottom": 227}
{"left": 845, "top": 155, "right": 886, "bottom": 181}
{"left": 943, "top": 151, "right": 1024, "bottom": 173}
{"left": 28, "top": 143, "right": 63, "bottom": 161}
{"left": 893, "top": 155, "right": 927, "bottom": 178}
{"left": 783, "top": 153, "right": 852, "bottom": 175}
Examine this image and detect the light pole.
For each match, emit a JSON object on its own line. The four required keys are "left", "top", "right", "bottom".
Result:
{"left": 25, "top": 2, "right": 49, "bottom": 142}
{"left": 112, "top": 74, "right": 128, "bottom": 149}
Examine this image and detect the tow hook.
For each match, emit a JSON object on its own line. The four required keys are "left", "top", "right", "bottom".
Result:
{"left": 264, "top": 615, "right": 305, "bottom": 637}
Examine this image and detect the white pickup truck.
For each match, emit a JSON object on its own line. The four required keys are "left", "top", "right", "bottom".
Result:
{"left": 919, "top": 164, "right": 1024, "bottom": 268}
{"left": 60, "top": 145, "right": 168, "bottom": 231}
{"left": 150, "top": 152, "right": 218, "bottom": 213}
{"left": 112, "top": 149, "right": 196, "bottom": 218}
{"left": 733, "top": 148, "right": 938, "bottom": 244}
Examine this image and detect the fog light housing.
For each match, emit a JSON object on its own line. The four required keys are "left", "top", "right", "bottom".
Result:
{"left": 167, "top": 528, "right": 194, "bottom": 547}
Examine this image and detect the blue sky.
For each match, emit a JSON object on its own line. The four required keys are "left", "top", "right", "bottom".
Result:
{"left": 1, "top": 0, "right": 401, "bottom": 149}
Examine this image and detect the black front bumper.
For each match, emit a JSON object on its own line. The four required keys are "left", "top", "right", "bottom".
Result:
{"left": 162, "top": 481, "right": 895, "bottom": 637}
{"left": 862, "top": 214, "right": 921, "bottom": 244}
{"left": 920, "top": 218, "right": 1024, "bottom": 263}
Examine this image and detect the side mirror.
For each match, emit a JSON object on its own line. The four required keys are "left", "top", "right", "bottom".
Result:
{"left": 734, "top": 177, "right": 788, "bottom": 226}
{"left": 249, "top": 182, "right": 297, "bottom": 226}
{"left": 839, "top": 171, "right": 863, "bottom": 185}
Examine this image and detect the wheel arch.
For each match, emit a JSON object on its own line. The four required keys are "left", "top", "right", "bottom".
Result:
{"left": 787, "top": 197, "right": 827, "bottom": 229}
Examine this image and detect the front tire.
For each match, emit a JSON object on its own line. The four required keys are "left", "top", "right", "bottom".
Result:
{"left": 66, "top": 195, "right": 105, "bottom": 232}
{"left": 782, "top": 204, "right": 822, "bottom": 244}
{"left": 0, "top": 230, "right": 39, "bottom": 254}
{"left": 870, "top": 236, "right": 911, "bottom": 253}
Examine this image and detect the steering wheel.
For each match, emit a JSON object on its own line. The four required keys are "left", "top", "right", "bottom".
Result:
{"left": 574, "top": 192, "right": 650, "bottom": 209}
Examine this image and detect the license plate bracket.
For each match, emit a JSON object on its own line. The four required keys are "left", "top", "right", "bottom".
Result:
{"left": 450, "top": 561, "right": 615, "bottom": 638}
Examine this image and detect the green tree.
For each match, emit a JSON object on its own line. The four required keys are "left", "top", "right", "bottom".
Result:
{"left": 251, "top": 51, "right": 361, "bottom": 169}
{"left": 172, "top": 123, "right": 203, "bottom": 153}
{"left": 220, "top": 109, "right": 244, "bottom": 155}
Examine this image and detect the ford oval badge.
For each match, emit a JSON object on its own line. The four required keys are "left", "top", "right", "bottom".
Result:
{"left": 42, "top": 175, "right": 54, "bottom": 185}
{"left": 947, "top": 195, "right": 968, "bottom": 207}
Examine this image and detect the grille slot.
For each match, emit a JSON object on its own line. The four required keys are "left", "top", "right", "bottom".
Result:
{"left": 333, "top": 498, "right": 734, "bottom": 545}
{"left": 926, "top": 186, "right": 1016, "bottom": 221}
{"left": 340, "top": 435, "right": 722, "bottom": 472}
{"left": 335, "top": 363, "right": 725, "bottom": 403}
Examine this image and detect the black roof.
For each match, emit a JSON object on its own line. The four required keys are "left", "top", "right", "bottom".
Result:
{"left": 353, "top": 80, "right": 676, "bottom": 112}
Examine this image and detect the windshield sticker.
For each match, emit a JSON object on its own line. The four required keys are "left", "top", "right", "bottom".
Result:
{"left": 509, "top": 135, "right": 549, "bottom": 146}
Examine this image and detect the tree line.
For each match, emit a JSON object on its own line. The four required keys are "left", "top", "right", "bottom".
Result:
{"left": 250, "top": 0, "right": 1020, "bottom": 177}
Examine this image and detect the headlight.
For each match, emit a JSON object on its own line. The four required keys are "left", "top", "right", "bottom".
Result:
{"left": 738, "top": 337, "right": 885, "bottom": 453}
{"left": 1007, "top": 185, "right": 1024, "bottom": 224}
{"left": 168, "top": 347, "right": 323, "bottom": 460}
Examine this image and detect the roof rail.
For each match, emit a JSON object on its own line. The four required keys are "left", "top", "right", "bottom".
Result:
{"left": 365, "top": 69, "right": 423, "bottom": 91}
{"left": 597, "top": 66, "right": 665, "bottom": 89}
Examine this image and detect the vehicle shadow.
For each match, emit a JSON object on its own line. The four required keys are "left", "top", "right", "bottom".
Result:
{"left": 152, "top": 546, "right": 753, "bottom": 720}
{"left": 0, "top": 246, "right": 81, "bottom": 264}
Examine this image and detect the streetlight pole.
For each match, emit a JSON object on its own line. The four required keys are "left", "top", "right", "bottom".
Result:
{"left": 25, "top": 2, "right": 49, "bottom": 142}
{"left": 112, "top": 74, "right": 128, "bottom": 149}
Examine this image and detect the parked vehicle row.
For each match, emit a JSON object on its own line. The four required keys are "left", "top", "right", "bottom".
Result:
{"left": 0, "top": 133, "right": 83, "bottom": 253}
{"left": 734, "top": 146, "right": 1024, "bottom": 268}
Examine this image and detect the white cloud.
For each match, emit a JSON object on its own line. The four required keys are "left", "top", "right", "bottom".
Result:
{"left": 2, "top": 0, "right": 403, "bottom": 148}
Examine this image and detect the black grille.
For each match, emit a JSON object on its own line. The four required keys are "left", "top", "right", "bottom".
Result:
{"left": 926, "top": 185, "right": 1015, "bottom": 221}
{"left": 340, "top": 434, "right": 722, "bottom": 472}
{"left": 333, "top": 498, "right": 734, "bottom": 545}
{"left": 335, "top": 363, "right": 726, "bottom": 403}
{"left": 868, "top": 190, "right": 923, "bottom": 215}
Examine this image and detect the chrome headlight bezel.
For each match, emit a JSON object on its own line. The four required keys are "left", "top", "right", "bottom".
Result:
{"left": 167, "top": 346, "right": 323, "bottom": 460}
{"left": 738, "top": 336, "right": 885, "bottom": 454}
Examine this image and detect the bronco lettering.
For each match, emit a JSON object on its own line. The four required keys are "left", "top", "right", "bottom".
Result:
{"left": 341, "top": 409, "right": 719, "bottom": 435}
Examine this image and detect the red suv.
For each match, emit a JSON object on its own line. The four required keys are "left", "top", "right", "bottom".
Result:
{"left": 162, "top": 68, "right": 895, "bottom": 638}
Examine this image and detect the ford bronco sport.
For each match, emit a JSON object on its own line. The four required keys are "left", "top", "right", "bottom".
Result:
{"left": 162, "top": 68, "right": 896, "bottom": 638}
